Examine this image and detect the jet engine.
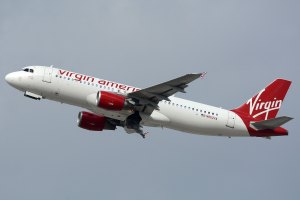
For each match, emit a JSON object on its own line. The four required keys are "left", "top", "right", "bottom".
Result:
{"left": 77, "top": 111, "right": 116, "bottom": 131}
{"left": 96, "top": 91, "right": 127, "bottom": 111}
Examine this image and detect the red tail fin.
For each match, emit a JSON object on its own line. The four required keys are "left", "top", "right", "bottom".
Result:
{"left": 233, "top": 79, "right": 291, "bottom": 120}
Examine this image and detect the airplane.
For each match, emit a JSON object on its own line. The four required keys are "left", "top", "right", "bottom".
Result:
{"left": 5, "top": 65, "right": 293, "bottom": 138}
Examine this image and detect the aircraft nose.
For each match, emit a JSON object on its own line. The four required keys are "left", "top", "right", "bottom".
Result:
{"left": 5, "top": 73, "right": 14, "bottom": 84}
{"left": 5, "top": 71, "right": 28, "bottom": 91}
{"left": 5, "top": 72, "right": 19, "bottom": 87}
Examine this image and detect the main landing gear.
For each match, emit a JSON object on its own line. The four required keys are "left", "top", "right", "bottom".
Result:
{"left": 125, "top": 111, "right": 148, "bottom": 138}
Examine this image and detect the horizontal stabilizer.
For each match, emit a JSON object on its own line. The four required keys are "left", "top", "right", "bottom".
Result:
{"left": 251, "top": 116, "right": 293, "bottom": 130}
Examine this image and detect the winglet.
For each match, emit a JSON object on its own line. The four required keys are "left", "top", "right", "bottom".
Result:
{"left": 199, "top": 72, "right": 207, "bottom": 79}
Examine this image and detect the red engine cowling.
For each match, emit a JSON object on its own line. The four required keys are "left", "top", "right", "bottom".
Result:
{"left": 77, "top": 111, "right": 116, "bottom": 131}
{"left": 96, "top": 91, "right": 126, "bottom": 111}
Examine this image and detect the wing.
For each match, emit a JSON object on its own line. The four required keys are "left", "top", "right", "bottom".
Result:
{"left": 127, "top": 72, "right": 206, "bottom": 113}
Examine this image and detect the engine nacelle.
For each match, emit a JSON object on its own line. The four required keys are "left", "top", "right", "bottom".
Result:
{"left": 77, "top": 111, "right": 116, "bottom": 131}
{"left": 96, "top": 91, "right": 126, "bottom": 111}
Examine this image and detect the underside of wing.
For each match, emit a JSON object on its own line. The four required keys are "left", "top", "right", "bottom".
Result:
{"left": 127, "top": 72, "right": 206, "bottom": 113}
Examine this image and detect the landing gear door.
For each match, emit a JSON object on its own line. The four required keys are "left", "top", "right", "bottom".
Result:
{"left": 43, "top": 66, "right": 53, "bottom": 83}
{"left": 226, "top": 111, "right": 236, "bottom": 128}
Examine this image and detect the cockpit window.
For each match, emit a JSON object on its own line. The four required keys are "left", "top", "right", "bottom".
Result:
{"left": 23, "top": 68, "right": 34, "bottom": 73}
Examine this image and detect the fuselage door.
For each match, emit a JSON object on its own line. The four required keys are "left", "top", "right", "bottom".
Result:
{"left": 226, "top": 111, "right": 236, "bottom": 128}
{"left": 43, "top": 66, "right": 53, "bottom": 83}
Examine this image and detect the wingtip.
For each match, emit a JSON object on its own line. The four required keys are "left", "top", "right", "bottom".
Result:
{"left": 189, "top": 72, "right": 206, "bottom": 76}
{"left": 199, "top": 72, "right": 207, "bottom": 79}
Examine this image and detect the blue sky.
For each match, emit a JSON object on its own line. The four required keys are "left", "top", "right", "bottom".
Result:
{"left": 1, "top": 1, "right": 299, "bottom": 199}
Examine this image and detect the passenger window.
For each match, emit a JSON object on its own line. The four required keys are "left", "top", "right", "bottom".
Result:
{"left": 30, "top": 69, "right": 34, "bottom": 73}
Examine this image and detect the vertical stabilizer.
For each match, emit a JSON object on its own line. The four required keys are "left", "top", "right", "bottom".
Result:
{"left": 233, "top": 79, "right": 291, "bottom": 120}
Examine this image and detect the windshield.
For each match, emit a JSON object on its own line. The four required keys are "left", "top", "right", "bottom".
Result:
{"left": 23, "top": 68, "right": 34, "bottom": 73}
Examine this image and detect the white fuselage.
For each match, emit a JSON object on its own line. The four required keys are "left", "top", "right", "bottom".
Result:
{"left": 5, "top": 66, "right": 250, "bottom": 137}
